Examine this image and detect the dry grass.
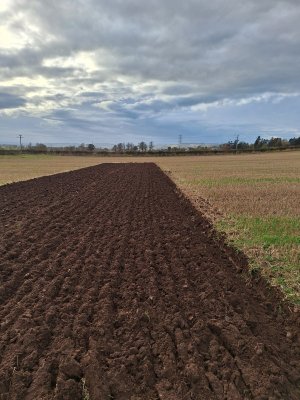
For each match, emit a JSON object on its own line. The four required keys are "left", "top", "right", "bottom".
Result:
{"left": 0, "top": 154, "right": 104, "bottom": 185}
{"left": 1, "top": 151, "right": 299, "bottom": 302}
{"left": 155, "top": 152, "right": 300, "bottom": 218}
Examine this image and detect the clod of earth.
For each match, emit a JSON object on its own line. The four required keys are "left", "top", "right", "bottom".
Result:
{"left": 0, "top": 163, "right": 299, "bottom": 399}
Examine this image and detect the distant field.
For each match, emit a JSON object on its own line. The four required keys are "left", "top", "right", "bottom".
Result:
{"left": 0, "top": 154, "right": 104, "bottom": 185}
{"left": 1, "top": 151, "right": 299, "bottom": 302}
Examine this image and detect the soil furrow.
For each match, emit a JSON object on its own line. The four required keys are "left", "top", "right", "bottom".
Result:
{"left": 0, "top": 163, "right": 299, "bottom": 399}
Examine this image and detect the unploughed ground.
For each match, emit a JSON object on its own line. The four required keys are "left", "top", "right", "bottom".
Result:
{"left": 0, "top": 163, "right": 299, "bottom": 400}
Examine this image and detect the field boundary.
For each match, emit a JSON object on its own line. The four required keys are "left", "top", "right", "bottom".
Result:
{"left": 1, "top": 146, "right": 300, "bottom": 157}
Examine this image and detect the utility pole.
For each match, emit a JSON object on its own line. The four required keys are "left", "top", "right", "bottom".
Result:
{"left": 18, "top": 134, "right": 23, "bottom": 152}
{"left": 178, "top": 134, "right": 182, "bottom": 147}
{"left": 235, "top": 134, "right": 239, "bottom": 153}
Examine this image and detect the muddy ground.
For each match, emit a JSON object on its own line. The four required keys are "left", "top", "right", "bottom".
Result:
{"left": 0, "top": 163, "right": 299, "bottom": 400}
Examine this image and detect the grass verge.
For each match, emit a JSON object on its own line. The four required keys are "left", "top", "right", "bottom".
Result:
{"left": 216, "top": 215, "right": 300, "bottom": 304}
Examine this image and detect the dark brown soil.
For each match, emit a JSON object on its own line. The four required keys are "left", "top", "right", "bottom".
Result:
{"left": 0, "top": 163, "right": 299, "bottom": 400}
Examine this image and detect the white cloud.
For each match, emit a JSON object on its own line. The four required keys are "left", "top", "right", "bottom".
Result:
{"left": 43, "top": 52, "right": 99, "bottom": 73}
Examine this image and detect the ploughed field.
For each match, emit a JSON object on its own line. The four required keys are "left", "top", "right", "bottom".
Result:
{"left": 0, "top": 163, "right": 299, "bottom": 400}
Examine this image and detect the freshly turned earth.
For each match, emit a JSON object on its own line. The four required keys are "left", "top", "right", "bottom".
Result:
{"left": 0, "top": 163, "right": 299, "bottom": 400}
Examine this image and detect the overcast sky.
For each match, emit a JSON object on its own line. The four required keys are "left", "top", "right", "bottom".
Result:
{"left": 0, "top": 0, "right": 300, "bottom": 146}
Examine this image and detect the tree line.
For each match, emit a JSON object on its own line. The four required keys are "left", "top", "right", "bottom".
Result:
{"left": 221, "top": 136, "right": 300, "bottom": 151}
{"left": 1, "top": 136, "right": 299, "bottom": 155}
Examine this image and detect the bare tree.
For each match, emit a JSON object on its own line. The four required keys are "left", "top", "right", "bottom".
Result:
{"left": 117, "top": 143, "right": 125, "bottom": 153}
{"left": 126, "top": 142, "right": 134, "bottom": 152}
{"left": 87, "top": 143, "right": 95, "bottom": 151}
{"left": 138, "top": 141, "right": 147, "bottom": 152}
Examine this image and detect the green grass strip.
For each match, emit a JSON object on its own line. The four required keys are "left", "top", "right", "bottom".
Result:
{"left": 189, "top": 177, "right": 300, "bottom": 186}
{"left": 216, "top": 215, "right": 300, "bottom": 304}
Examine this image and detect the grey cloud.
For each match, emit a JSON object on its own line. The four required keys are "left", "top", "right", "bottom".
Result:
{"left": 4, "top": 0, "right": 300, "bottom": 97}
{"left": 80, "top": 91, "right": 105, "bottom": 98}
{"left": 0, "top": 49, "right": 41, "bottom": 69}
{"left": 0, "top": 92, "right": 26, "bottom": 109}
{"left": 162, "top": 84, "right": 198, "bottom": 96}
